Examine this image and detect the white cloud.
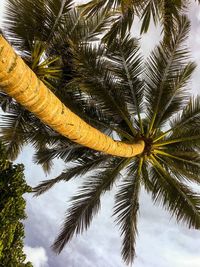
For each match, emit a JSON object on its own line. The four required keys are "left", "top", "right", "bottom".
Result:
{"left": 163, "top": 249, "right": 200, "bottom": 267}
{"left": 24, "top": 246, "right": 49, "bottom": 267}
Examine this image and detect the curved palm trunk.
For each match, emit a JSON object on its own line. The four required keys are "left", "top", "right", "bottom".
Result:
{"left": 0, "top": 36, "right": 145, "bottom": 157}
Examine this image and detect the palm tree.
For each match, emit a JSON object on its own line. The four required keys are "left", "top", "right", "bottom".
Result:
{"left": 34, "top": 16, "right": 200, "bottom": 264}
{"left": 0, "top": 1, "right": 200, "bottom": 265}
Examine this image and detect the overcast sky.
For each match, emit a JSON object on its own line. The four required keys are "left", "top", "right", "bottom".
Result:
{"left": 0, "top": 1, "right": 200, "bottom": 267}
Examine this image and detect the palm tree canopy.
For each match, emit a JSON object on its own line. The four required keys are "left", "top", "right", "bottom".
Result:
{"left": 35, "top": 16, "right": 200, "bottom": 264}
{"left": 0, "top": 0, "right": 200, "bottom": 265}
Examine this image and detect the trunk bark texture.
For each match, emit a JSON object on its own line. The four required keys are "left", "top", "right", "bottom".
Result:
{"left": 0, "top": 36, "right": 145, "bottom": 157}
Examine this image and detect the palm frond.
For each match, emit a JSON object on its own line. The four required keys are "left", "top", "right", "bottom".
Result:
{"left": 80, "top": 0, "right": 143, "bottom": 43}
{"left": 169, "top": 96, "right": 200, "bottom": 135}
{"left": 80, "top": 0, "right": 113, "bottom": 17}
{"left": 0, "top": 92, "right": 13, "bottom": 112}
{"left": 155, "top": 95, "right": 200, "bottom": 143}
{"left": 30, "top": 39, "right": 63, "bottom": 86}
{"left": 155, "top": 62, "right": 196, "bottom": 128}
{"left": 3, "top": 0, "right": 73, "bottom": 54}
{"left": 154, "top": 153, "right": 200, "bottom": 185}
{"left": 154, "top": 149, "right": 200, "bottom": 167}
{"left": 70, "top": 8, "right": 112, "bottom": 42}
{"left": 33, "top": 142, "right": 81, "bottom": 173}
{"left": 140, "top": 159, "right": 153, "bottom": 192}
{"left": 106, "top": 35, "right": 144, "bottom": 132}
{"left": 0, "top": 107, "right": 29, "bottom": 160}
{"left": 52, "top": 157, "right": 130, "bottom": 253}
{"left": 103, "top": 9, "right": 135, "bottom": 44}
{"left": 149, "top": 155, "right": 200, "bottom": 229}
{"left": 113, "top": 158, "right": 141, "bottom": 264}
{"left": 72, "top": 43, "right": 137, "bottom": 134}
{"left": 154, "top": 136, "right": 200, "bottom": 152}
{"left": 140, "top": 1, "right": 160, "bottom": 34}
{"left": 34, "top": 154, "right": 109, "bottom": 196}
{"left": 145, "top": 15, "right": 191, "bottom": 134}
{"left": 161, "top": 0, "right": 183, "bottom": 44}
{"left": 0, "top": 102, "right": 69, "bottom": 161}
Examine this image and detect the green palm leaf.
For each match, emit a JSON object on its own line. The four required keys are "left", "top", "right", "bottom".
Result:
{"left": 150, "top": 155, "right": 200, "bottom": 229}
{"left": 140, "top": 0, "right": 160, "bottom": 34}
{"left": 154, "top": 153, "right": 200, "bottom": 185}
{"left": 72, "top": 43, "right": 138, "bottom": 134}
{"left": 0, "top": 107, "right": 29, "bottom": 159}
{"left": 145, "top": 15, "right": 191, "bottom": 135}
{"left": 34, "top": 154, "right": 109, "bottom": 195}
{"left": 161, "top": 0, "right": 183, "bottom": 44}
{"left": 113, "top": 158, "right": 141, "bottom": 264}
{"left": 170, "top": 96, "right": 200, "bottom": 134}
{"left": 106, "top": 35, "right": 144, "bottom": 132}
{"left": 3, "top": 0, "right": 73, "bottom": 53}
{"left": 155, "top": 95, "right": 200, "bottom": 142}
{"left": 52, "top": 157, "right": 130, "bottom": 253}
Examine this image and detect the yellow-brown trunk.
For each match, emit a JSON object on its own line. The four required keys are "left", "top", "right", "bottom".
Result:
{"left": 0, "top": 35, "right": 145, "bottom": 157}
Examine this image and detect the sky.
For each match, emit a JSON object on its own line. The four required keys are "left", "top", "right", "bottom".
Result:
{"left": 0, "top": 1, "right": 200, "bottom": 267}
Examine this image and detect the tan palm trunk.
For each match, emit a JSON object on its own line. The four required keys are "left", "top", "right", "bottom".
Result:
{"left": 0, "top": 36, "right": 145, "bottom": 157}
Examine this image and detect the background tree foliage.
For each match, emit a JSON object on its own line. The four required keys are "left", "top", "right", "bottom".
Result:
{"left": 0, "top": 141, "right": 33, "bottom": 267}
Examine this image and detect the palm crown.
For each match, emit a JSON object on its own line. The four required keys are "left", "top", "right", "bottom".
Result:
{"left": 0, "top": 0, "right": 200, "bottom": 265}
